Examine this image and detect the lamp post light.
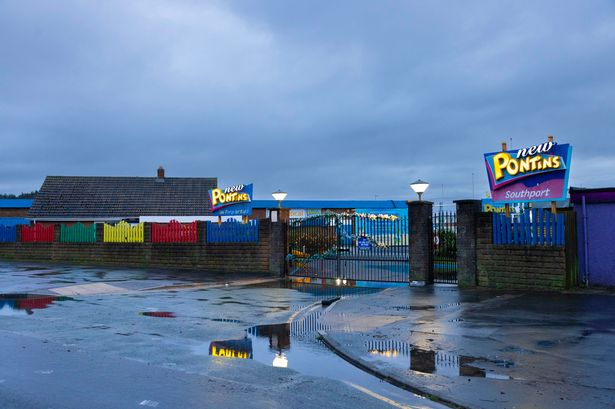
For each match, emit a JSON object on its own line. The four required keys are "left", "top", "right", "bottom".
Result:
{"left": 270, "top": 190, "right": 287, "bottom": 222}
{"left": 410, "top": 179, "right": 429, "bottom": 201}
{"left": 271, "top": 190, "right": 287, "bottom": 208}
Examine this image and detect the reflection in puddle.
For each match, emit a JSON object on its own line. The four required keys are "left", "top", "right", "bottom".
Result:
{"left": 0, "top": 294, "right": 70, "bottom": 315}
{"left": 392, "top": 302, "right": 462, "bottom": 311}
{"left": 246, "top": 323, "right": 292, "bottom": 367}
{"left": 365, "top": 340, "right": 512, "bottom": 380}
{"left": 209, "top": 339, "right": 253, "bottom": 359}
{"left": 140, "top": 311, "right": 176, "bottom": 318}
{"left": 201, "top": 309, "right": 432, "bottom": 408}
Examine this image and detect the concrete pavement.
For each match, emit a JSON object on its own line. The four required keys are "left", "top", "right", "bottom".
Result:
{"left": 319, "top": 286, "right": 615, "bottom": 409}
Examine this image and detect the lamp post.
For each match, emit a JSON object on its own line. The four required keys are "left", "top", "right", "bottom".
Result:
{"left": 272, "top": 190, "right": 287, "bottom": 208}
{"left": 410, "top": 179, "right": 429, "bottom": 201}
{"left": 271, "top": 190, "right": 287, "bottom": 222}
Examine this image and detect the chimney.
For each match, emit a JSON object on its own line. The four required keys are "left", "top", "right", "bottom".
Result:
{"left": 157, "top": 166, "right": 165, "bottom": 180}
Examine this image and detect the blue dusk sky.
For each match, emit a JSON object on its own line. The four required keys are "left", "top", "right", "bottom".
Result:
{"left": 1, "top": 1, "right": 614, "bottom": 203}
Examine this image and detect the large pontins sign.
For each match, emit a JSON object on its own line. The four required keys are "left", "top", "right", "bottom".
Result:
{"left": 484, "top": 140, "right": 572, "bottom": 203}
{"left": 208, "top": 183, "right": 253, "bottom": 216}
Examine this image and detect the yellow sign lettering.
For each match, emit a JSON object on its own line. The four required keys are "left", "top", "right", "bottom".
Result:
{"left": 493, "top": 152, "right": 510, "bottom": 180}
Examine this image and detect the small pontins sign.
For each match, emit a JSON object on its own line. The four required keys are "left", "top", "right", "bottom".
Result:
{"left": 209, "top": 184, "right": 253, "bottom": 216}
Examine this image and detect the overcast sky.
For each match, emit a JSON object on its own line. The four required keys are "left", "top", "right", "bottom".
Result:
{"left": 1, "top": 1, "right": 614, "bottom": 203}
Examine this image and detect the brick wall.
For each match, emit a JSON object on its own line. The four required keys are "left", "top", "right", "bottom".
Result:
{"left": 0, "top": 208, "right": 29, "bottom": 217}
{"left": 0, "top": 220, "right": 284, "bottom": 275}
{"left": 476, "top": 213, "right": 568, "bottom": 290}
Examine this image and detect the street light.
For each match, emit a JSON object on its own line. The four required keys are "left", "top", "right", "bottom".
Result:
{"left": 272, "top": 190, "right": 287, "bottom": 208}
{"left": 410, "top": 179, "right": 429, "bottom": 201}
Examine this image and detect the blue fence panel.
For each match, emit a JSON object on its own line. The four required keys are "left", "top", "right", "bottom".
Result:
{"left": 492, "top": 209, "right": 565, "bottom": 247}
{"left": 493, "top": 213, "right": 498, "bottom": 244}
{"left": 0, "top": 225, "right": 17, "bottom": 242}
{"left": 206, "top": 220, "right": 259, "bottom": 243}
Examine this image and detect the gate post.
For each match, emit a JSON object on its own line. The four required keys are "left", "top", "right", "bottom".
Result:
{"left": 269, "top": 220, "right": 286, "bottom": 277}
{"left": 407, "top": 201, "right": 434, "bottom": 285}
{"left": 454, "top": 200, "right": 482, "bottom": 287}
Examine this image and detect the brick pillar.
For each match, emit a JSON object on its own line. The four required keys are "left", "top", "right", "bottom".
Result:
{"left": 96, "top": 223, "right": 104, "bottom": 242}
{"left": 143, "top": 223, "right": 152, "bottom": 243}
{"left": 268, "top": 220, "right": 286, "bottom": 276}
{"left": 198, "top": 221, "right": 207, "bottom": 244}
{"left": 54, "top": 224, "right": 61, "bottom": 242}
{"left": 407, "top": 201, "right": 433, "bottom": 284}
{"left": 455, "top": 200, "right": 482, "bottom": 287}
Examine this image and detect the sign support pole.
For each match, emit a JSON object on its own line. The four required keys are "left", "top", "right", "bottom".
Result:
{"left": 547, "top": 135, "right": 557, "bottom": 215}
{"left": 501, "top": 141, "right": 511, "bottom": 218}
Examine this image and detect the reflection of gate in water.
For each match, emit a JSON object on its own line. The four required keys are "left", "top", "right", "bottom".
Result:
{"left": 287, "top": 214, "right": 409, "bottom": 283}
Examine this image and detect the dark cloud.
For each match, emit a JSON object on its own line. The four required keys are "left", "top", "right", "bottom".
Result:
{"left": 1, "top": 0, "right": 614, "bottom": 203}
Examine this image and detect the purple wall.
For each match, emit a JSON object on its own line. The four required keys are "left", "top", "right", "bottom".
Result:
{"left": 576, "top": 202, "right": 615, "bottom": 286}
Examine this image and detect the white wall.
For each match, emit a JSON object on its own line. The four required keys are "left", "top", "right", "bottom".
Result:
{"left": 139, "top": 215, "right": 242, "bottom": 223}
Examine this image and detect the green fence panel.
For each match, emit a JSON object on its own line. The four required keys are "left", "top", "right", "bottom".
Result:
{"left": 60, "top": 223, "right": 97, "bottom": 243}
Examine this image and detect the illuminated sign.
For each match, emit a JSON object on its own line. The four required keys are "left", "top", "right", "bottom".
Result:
{"left": 209, "top": 184, "right": 253, "bottom": 216}
{"left": 484, "top": 142, "right": 572, "bottom": 203}
{"left": 209, "top": 339, "right": 253, "bottom": 360}
{"left": 481, "top": 199, "right": 506, "bottom": 213}
{"left": 289, "top": 209, "right": 307, "bottom": 219}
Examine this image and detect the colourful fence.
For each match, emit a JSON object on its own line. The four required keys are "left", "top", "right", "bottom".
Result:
{"left": 103, "top": 221, "right": 144, "bottom": 243}
{"left": 21, "top": 224, "right": 54, "bottom": 243}
{"left": 152, "top": 220, "right": 198, "bottom": 243}
{"left": 0, "top": 225, "right": 17, "bottom": 242}
{"left": 493, "top": 209, "right": 565, "bottom": 246}
{"left": 206, "top": 220, "right": 259, "bottom": 243}
{"left": 60, "top": 223, "right": 97, "bottom": 243}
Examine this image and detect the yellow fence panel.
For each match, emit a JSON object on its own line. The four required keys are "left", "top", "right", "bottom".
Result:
{"left": 103, "top": 221, "right": 144, "bottom": 243}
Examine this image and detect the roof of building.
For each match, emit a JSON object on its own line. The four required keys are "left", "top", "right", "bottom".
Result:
{"left": 29, "top": 175, "right": 218, "bottom": 219}
{"left": 0, "top": 217, "right": 29, "bottom": 226}
{"left": 569, "top": 187, "right": 615, "bottom": 204}
{"left": 252, "top": 200, "right": 408, "bottom": 209}
{"left": 0, "top": 199, "right": 33, "bottom": 208}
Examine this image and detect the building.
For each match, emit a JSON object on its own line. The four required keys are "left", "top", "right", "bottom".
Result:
{"left": 570, "top": 187, "right": 615, "bottom": 287}
{"left": 0, "top": 199, "right": 32, "bottom": 226}
{"left": 250, "top": 200, "right": 409, "bottom": 220}
{"left": 28, "top": 168, "right": 217, "bottom": 224}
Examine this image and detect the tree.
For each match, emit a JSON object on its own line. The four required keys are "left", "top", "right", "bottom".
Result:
{"left": 0, "top": 191, "right": 38, "bottom": 199}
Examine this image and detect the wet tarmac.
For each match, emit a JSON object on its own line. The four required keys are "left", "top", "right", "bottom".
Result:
{"left": 0, "top": 261, "right": 446, "bottom": 409}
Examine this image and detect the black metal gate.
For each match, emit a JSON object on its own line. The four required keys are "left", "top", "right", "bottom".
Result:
{"left": 287, "top": 213, "right": 409, "bottom": 283}
{"left": 432, "top": 211, "right": 457, "bottom": 284}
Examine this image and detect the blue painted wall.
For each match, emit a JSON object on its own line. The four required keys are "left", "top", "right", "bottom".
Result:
{"left": 576, "top": 202, "right": 615, "bottom": 286}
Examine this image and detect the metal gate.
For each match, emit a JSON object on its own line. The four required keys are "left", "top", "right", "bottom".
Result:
{"left": 432, "top": 211, "right": 457, "bottom": 284}
{"left": 287, "top": 214, "right": 409, "bottom": 283}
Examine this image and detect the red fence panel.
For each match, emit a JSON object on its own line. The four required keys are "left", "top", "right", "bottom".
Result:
{"left": 151, "top": 220, "right": 197, "bottom": 243}
{"left": 21, "top": 224, "right": 55, "bottom": 243}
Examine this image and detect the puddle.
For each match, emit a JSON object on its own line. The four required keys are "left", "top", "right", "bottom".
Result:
{"left": 32, "top": 271, "right": 64, "bottom": 277}
{"left": 0, "top": 294, "right": 71, "bottom": 315}
{"left": 392, "top": 305, "right": 435, "bottom": 311}
{"left": 195, "top": 308, "right": 433, "bottom": 408}
{"left": 213, "top": 300, "right": 252, "bottom": 306}
{"left": 140, "top": 311, "right": 176, "bottom": 318}
{"left": 19, "top": 266, "right": 52, "bottom": 272}
{"left": 85, "top": 324, "right": 111, "bottom": 330}
{"left": 392, "top": 302, "right": 462, "bottom": 312}
{"left": 364, "top": 339, "right": 512, "bottom": 379}
{"left": 210, "top": 318, "right": 243, "bottom": 324}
